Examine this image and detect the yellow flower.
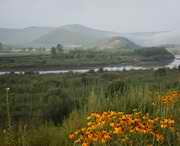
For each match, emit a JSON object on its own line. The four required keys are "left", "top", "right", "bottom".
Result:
{"left": 155, "top": 132, "right": 164, "bottom": 143}
{"left": 160, "top": 118, "right": 175, "bottom": 128}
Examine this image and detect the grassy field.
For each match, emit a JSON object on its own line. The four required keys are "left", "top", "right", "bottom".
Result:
{"left": 0, "top": 68, "right": 179, "bottom": 146}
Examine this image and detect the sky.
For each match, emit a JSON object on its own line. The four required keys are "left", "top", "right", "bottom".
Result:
{"left": 0, "top": 0, "right": 180, "bottom": 33}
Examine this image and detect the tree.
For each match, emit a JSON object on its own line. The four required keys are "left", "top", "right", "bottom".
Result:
{"left": 44, "top": 88, "right": 74, "bottom": 124}
{"left": 56, "top": 44, "right": 63, "bottom": 53}
{"left": 0, "top": 42, "right": 3, "bottom": 50}
{"left": 178, "top": 65, "right": 180, "bottom": 72}
{"left": 51, "top": 47, "right": 57, "bottom": 57}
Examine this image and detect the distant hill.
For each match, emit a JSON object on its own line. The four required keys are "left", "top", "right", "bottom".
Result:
{"left": 95, "top": 36, "right": 140, "bottom": 50}
{"left": 0, "top": 27, "right": 55, "bottom": 47}
{"left": 121, "top": 31, "right": 180, "bottom": 47}
{"left": 1, "top": 24, "right": 180, "bottom": 49}
{"left": 0, "top": 24, "right": 119, "bottom": 48}
{"left": 31, "top": 24, "right": 119, "bottom": 48}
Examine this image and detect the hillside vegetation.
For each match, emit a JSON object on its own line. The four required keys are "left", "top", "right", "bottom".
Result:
{"left": 32, "top": 24, "right": 118, "bottom": 48}
{"left": 94, "top": 36, "right": 140, "bottom": 50}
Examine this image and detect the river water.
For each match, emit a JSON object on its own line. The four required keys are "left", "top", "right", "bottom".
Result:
{"left": 0, "top": 56, "right": 179, "bottom": 75}
{"left": 166, "top": 55, "right": 180, "bottom": 68}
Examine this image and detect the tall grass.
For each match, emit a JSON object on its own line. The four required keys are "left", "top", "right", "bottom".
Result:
{"left": 0, "top": 69, "right": 179, "bottom": 146}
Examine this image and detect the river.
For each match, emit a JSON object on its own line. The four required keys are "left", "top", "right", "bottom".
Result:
{"left": 0, "top": 56, "right": 179, "bottom": 75}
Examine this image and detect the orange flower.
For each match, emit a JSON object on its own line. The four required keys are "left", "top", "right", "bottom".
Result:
{"left": 160, "top": 90, "right": 180, "bottom": 106}
{"left": 68, "top": 132, "right": 76, "bottom": 140}
{"left": 114, "top": 127, "right": 124, "bottom": 135}
{"left": 82, "top": 143, "right": 89, "bottom": 146}
{"left": 69, "top": 110, "right": 177, "bottom": 146}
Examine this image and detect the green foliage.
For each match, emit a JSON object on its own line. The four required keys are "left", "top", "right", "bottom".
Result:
{"left": 43, "top": 88, "right": 74, "bottom": 124}
{"left": 0, "top": 42, "right": 3, "bottom": 50}
{"left": 154, "top": 68, "right": 167, "bottom": 77}
{"left": 56, "top": 44, "right": 63, "bottom": 52}
{"left": 0, "top": 47, "right": 174, "bottom": 70}
{"left": 51, "top": 47, "right": 57, "bottom": 57}
{"left": 134, "top": 47, "right": 170, "bottom": 57}
{"left": 51, "top": 44, "right": 64, "bottom": 57}
{"left": 105, "top": 80, "right": 129, "bottom": 98}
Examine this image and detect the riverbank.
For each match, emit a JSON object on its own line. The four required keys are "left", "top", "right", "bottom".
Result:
{"left": 0, "top": 57, "right": 178, "bottom": 75}
{"left": 0, "top": 47, "right": 175, "bottom": 72}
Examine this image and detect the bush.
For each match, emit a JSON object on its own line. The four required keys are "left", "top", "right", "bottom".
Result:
{"left": 105, "top": 80, "right": 129, "bottom": 98}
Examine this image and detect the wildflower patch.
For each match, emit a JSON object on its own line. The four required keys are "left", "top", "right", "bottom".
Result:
{"left": 69, "top": 112, "right": 176, "bottom": 146}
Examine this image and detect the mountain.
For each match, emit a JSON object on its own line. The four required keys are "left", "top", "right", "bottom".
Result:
{"left": 1, "top": 24, "right": 180, "bottom": 49}
{"left": 31, "top": 24, "right": 119, "bottom": 48}
{"left": 95, "top": 36, "right": 140, "bottom": 50}
{"left": 0, "top": 24, "right": 119, "bottom": 48}
{"left": 121, "top": 30, "right": 180, "bottom": 47}
{"left": 0, "top": 27, "right": 55, "bottom": 46}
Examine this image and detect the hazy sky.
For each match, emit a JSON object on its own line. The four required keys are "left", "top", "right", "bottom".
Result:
{"left": 0, "top": 0, "right": 180, "bottom": 33}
